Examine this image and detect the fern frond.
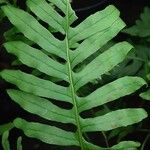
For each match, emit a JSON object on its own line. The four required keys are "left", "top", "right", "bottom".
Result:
{"left": 0, "top": 0, "right": 148, "bottom": 149}
{"left": 123, "top": 7, "right": 150, "bottom": 38}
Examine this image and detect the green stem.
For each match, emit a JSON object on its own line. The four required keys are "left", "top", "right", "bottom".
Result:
{"left": 141, "top": 134, "right": 150, "bottom": 150}
{"left": 127, "top": 56, "right": 147, "bottom": 62}
{"left": 137, "top": 129, "right": 150, "bottom": 133}
{"left": 101, "top": 131, "right": 109, "bottom": 148}
{"left": 65, "top": 2, "right": 85, "bottom": 150}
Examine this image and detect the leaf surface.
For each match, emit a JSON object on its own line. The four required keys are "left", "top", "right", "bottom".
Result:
{"left": 1, "top": 70, "right": 71, "bottom": 102}
{"left": 78, "top": 76, "right": 146, "bottom": 112}
{"left": 8, "top": 89, "right": 75, "bottom": 124}
{"left": 68, "top": 5, "right": 120, "bottom": 45}
{"left": 4, "top": 41, "right": 68, "bottom": 81}
{"left": 70, "top": 18, "right": 125, "bottom": 68}
{"left": 74, "top": 42, "right": 133, "bottom": 90}
{"left": 81, "top": 109, "right": 147, "bottom": 132}
{"left": 27, "top": 0, "right": 65, "bottom": 33}
{"left": 2, "top": 5, "right": 66, "bottom": 59}
{"left": 140, "top": 90, "right": 150, "bottom": 100}
{"left": 17, "top": 137, "right": 22, "bottom": 150}
{"left": 2, "top": 131, "right": 10, "bottom": 150}
{"left": 14, "top": 118, "right": 79, "bottom": 146}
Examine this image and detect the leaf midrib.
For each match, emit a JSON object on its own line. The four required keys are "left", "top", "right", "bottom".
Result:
{"left": 65, "top": 2, "right": 85, "bottom": 150}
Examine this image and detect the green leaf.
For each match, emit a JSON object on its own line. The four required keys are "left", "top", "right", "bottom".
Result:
{"left": 74, "top": 42, "right": 133, "bottom": 90}
{"left": 70, "top": 18, "right": 125, "bottom": 68}
{"left": 4, "top": 41, "right": 68, "bottom": 81}
{"left": 14, "top": 118, "right": 79, "bottom": 146}
{"left": 140, "top": 90, "right": 150, "bottom": 100}
{"left": 17, "top": 137, "right": 22, "bottom": 150}
{"left": 2, "top": 131, "right": 10, "bottom": 150}
{"left": 0, "top": 10, "right": 5, "bottom": 22}
{"left": 84, "top": 141, "right": 140, "bottom": 150}
{"left": 0, "top": 69, "right": 71, "bottom": 102}
{"left": 27, "top": 0, "right": 65, "bottom": 34}
{"left": 0, "top": 123, "right": 14, "bottom": 135}
{"left": 78, "top": 76, "right": 146, "bottom": 112}
{"left": 81, "top": 108, "right": 147, "bottom": 132}
{"left": 108, "top": 126, "right": 134, "bottom": 141}
{"left": 0, "top": 0, "right": 8, "bottom": 4}
{"left": 7, "top": 89, "right": 75, "bottom": 124}
{"left": 47, "top": 0, "right": 77, "bottom": 25}
{"left": 111, "top": 141, "right": 140, "bottom": 150}
{"left": 4, "top": 27, "right": 33, "bottom": 45}
{"left": 68, "top": 5, "right": 121, "bottom": 45}
{"left": 123, "top": 7, "right": 150, "bottom": 38}
{"left": 2, "top": 5, "right": 66, "bottom": 59}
